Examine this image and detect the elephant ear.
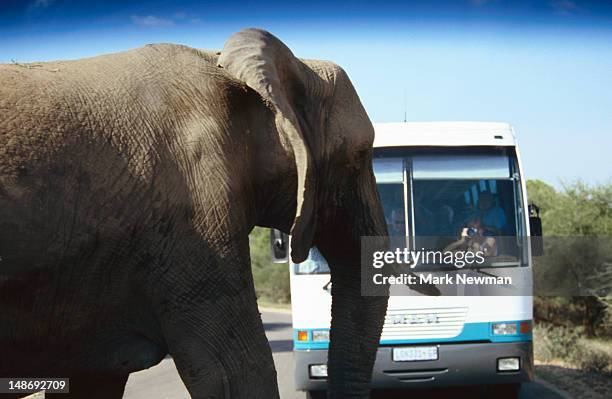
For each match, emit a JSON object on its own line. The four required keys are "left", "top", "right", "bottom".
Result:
{"left": 218, "top": 28, "right": 315, "bottom": 263}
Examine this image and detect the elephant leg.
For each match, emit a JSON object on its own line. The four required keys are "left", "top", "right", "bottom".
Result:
{"left": 158, "top": 251, "right": 280, "bottom": 399}
{"left": 45, "top": 374, "right": 128, "bottom": 399}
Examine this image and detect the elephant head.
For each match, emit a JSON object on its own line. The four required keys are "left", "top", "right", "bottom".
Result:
{"left": 219, "top": 29, "right": 389, "bottom": 398}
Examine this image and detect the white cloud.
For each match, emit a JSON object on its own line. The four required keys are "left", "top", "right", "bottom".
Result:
{"left": 131, "top": 15, "right": 175, "bottom": 28}
{"left": 27, "top": 0, "right": 55, "bottom": 14}
{"left": 174, "top": 11, "right": 202, "bottom": 24}
{"left": 174, "top": 11, "right": 187, "bottom": 19}
{"left": 31, "top": 0, "right": 55, "bottom": 9}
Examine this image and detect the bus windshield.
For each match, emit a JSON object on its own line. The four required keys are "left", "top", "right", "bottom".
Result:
{"left": 374, "top": 148, "right": 527, "bottom": 268}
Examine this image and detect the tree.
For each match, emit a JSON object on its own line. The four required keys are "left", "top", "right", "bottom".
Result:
{"left": 528, "top": 180, "right": 612, "bottom": 337}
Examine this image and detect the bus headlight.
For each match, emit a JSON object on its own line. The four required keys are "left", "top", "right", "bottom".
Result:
{"left": 309, "top": 364, "right": 328, "bottom": 378}
{"left": 312, "top": 330, "right": 330, "bottom": 342}
{"left": 497, "top": 357, "right": 520, "bottom": 371}
{"left": 492, "top": 322, "right": 517, "bottom": 335}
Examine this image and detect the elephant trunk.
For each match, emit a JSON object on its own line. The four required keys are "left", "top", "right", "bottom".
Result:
{"left": 327, "top": 268, "right": 388, "bottom": 398}
{"left": 318, "top": 167, "right": 389, "bottom": 399}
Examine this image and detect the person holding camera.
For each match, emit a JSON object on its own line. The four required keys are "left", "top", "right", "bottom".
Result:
{"left": 444, "top": 217, "right": 498, "bottom": 257}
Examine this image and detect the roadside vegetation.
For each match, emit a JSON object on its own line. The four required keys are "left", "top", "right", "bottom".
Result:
{"left": 250, "top": 227, "right": 291, "bottom": 305}
{"left": 528, "top": 180, "right": 612, "bottom": 397}
{"left": 528, "top": 180, "right": 612, "bottom": 337}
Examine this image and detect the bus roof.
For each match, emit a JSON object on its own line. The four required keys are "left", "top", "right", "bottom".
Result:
{"left": 373, "top": 121, "right": 517, "bottom": 148}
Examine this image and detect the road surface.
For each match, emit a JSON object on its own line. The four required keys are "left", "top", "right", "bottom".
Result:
{"left": 124, "top": 311, "right": 569, "bottom": 399}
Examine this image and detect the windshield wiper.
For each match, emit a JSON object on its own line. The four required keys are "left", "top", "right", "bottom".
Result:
{"left": 467, "top": 268, "right": 499, "bottom": 278}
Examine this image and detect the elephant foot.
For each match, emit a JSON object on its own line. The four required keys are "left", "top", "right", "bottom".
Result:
{"left": 172, "top": 351, "right": 280, "bottom": 399}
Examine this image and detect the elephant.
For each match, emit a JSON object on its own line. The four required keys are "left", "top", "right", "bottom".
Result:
{"left": 0, "top": 28, "right": 389, "bottom": 398}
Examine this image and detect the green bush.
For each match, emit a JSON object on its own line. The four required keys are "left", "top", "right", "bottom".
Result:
{"left": 534, "top": 323, "right": 580, "bottom": 362}
{"left": 249, "top": 227, "right": 291, "bottom": 304}
{"left": 571, "top": 340, "right": 612, "bottom": 374}
{"left": 535, "top": 322, "right": 612, "bottom": 374}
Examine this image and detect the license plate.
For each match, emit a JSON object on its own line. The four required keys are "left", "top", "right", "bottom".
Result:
{"left": 393, "top": 346, "right": 438, "bottom": 362}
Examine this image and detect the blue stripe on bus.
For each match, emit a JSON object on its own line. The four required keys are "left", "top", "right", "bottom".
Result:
{"left": 293, "top": 321, "right": 532, "bottom": 350}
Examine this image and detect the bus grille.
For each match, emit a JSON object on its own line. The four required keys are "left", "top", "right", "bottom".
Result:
{"left": 381, "top": 307, "right": 469, "bottom": 340}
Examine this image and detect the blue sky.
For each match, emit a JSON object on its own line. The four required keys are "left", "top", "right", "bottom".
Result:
{"left": 1, "top": 0, "right": 611, "bottom": 188}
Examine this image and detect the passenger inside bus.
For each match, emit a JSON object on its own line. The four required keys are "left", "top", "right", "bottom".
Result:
{"left": 444, "top": 217, "right": 498, "bottom": 257}
{"left": 467, "top": 190, "right": 506, "bottom": 234}
{"left": 376, "top": 183, "right": 405, "bottom": 237}
{"left": 390, "top": 209, "right": 405, "bottom": 236}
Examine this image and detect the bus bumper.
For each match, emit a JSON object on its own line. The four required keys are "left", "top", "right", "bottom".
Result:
{"left": 294, "top": 341, "right": 533, "bottom": 391}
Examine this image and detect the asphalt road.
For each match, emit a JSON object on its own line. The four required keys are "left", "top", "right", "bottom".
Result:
{"left": 124, "top": 311, "right": 569, "bottom": 399}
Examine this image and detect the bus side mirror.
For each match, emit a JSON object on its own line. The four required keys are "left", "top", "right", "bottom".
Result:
{"left": 528, "top": 204, "right": 544, "bottom": 256}
{"left": 270, "top": 229, "right": 289, "bottom": 263}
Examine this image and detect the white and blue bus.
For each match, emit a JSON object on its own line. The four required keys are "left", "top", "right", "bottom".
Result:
{"left": 275, "top": 122, "right": 539, "bottom": 398}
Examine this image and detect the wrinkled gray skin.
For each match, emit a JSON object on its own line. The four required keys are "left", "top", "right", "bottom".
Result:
{"left": 0, "top": 29, "right": 388, "bottom": 398}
